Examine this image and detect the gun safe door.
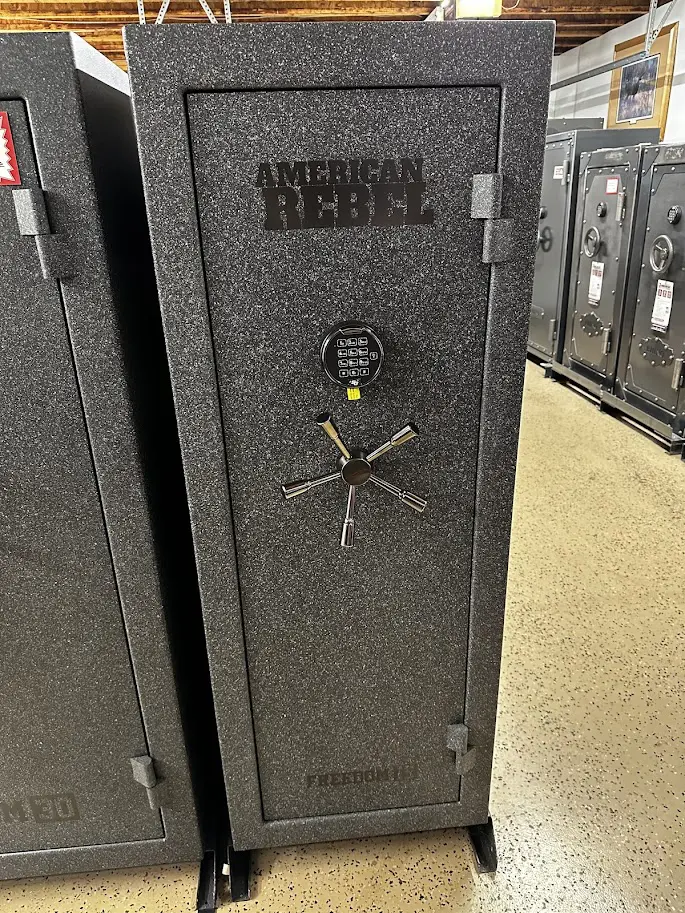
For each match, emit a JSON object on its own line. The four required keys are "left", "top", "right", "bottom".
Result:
{"left": 624, "top": 162, "right": 685, "bottom": 414}
{"left": 125, "top": 20, "right": 554, "bottom": 849}
{"left": 529, "top": 136, "right": 572, "bottom": 359}
{"left": 569, "top": 162, "right": 632, "bottom": 376}
{"left": 0, "top": 102, "right": 162, "bottom": 853}
{"left": 188, "top": 86, "right": 497, "bottom": 824}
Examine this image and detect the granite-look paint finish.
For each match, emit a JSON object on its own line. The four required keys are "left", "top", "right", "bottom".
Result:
{"left": 187, "top": 86, "right": 500, "bottom": 823}
{"left": 124, "top": 20, "right": 555, "bottom": 850}
{"left": 3, "top": 363, "right": 683, "bottom": 911}
{"left": 0, "top": 33, "right": 204, "bottom": 877}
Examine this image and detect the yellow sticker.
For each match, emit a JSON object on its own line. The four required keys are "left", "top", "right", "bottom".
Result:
{"left": 347, "top": 386, "right": 361, "bottom": 401}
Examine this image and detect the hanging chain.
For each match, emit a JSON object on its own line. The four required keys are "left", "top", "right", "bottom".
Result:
{"left": 137, "top": 0, "right": 232, "bottom": 25}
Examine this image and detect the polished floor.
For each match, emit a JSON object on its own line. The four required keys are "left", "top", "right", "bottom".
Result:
{"left": 3, "top": 363, "right": 684, "bottom": 913}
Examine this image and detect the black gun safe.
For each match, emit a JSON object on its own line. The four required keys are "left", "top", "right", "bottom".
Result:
{"left": 606, "top": 143, "right": 685, "bottom": 451}
{"left": 555, "top": 143, "right": 656, "bottom": 398}
{"left": 125, "top": 21, "right": 554, "bottom": 854}
{"left": 529, "top": 128, "right": 658, "bottom": 364}
{"left": 0, "top": 33, "right": 213, "bottom": 879}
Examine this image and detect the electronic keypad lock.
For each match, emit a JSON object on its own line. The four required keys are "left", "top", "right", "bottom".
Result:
{"left": 321, "top": 322, "right": 384, "bottom": 395}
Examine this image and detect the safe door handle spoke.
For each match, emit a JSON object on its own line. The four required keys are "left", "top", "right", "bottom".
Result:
{"left": 317, "top": 412, "right": 351, "bottom": 460}
{"left": 367, "top": 424, "right": 419, "bottom": 462}
{"left": 369, "top": 474, "right": 427, "bottom": 513}
{"left": 281, "top": 472, "right": 340, "bottom": 500}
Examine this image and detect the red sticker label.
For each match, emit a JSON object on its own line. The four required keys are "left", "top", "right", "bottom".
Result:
{"left": 605, "top": 177, "right": 620, "bottom": 195}
{"left": 0, "top": 111, "right": 21, "bottom": 186}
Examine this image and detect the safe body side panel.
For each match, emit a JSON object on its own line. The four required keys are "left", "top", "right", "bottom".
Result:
{"left": 0, "top": 100, "right": 163, "bottom": 853}
{"left": 529, "top": 137, "right": 573, "bottom": 359}
{"left": 0, "top": 33, "right": 202, "bottom": 877}
{"left": 124, "top": 21, "right": 555, "bottom": 850}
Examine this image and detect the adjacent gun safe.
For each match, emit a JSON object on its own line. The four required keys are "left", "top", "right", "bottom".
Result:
{"left": 0, "top": 34, "right": 212, "bottom": 878}
{"left": 529, "top": 128, "right": 658, "bottom": 365}
{"left": 125, "top": 20, "right": 554, "bottom": 852}
{"left": 555, "top": 144, "right": 656, "bottom": 398}
{"left": 607, "top": 143, "right": 685, "bottom": 450}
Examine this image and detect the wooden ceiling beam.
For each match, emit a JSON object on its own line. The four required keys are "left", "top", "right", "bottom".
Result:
{"left": 0, "top": 0, "right": 670, "bottom": 67}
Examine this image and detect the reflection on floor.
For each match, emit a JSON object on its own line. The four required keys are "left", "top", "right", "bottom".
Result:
{"left": 2, "top": 363, "right": 683, "bottom": 913}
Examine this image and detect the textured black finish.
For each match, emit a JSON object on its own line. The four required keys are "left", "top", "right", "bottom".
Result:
{"left": 529, "top": 128, "right": 659, "bottom": 363}
{"left": 0, "top": 33, "right": 214, "bottom": 878}
{"left": 125, "top": 20, "right": 554, "bottom": 850}
{"left": 559, "top": 142, "right": 657, "bottom": 394}
{"left": 612, "top": 142, "right": 685, "bottom": 444}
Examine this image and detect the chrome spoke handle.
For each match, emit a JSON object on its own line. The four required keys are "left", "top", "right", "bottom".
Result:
{"left": 367, "top": 424, "right": 419, "bottom": 462}
{"left": 317, "top": 412, "right": 351, "bottom": 460}
{"left": 340, "top": 486, "right": 357, "bottom": 548}
{"left": 370, "top": 474, "right": 427, "bottom": 513}
{"left": 281, "top": 471, "right": 340, "bottom": 500}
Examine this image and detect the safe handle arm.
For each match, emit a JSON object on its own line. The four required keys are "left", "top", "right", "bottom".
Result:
{"left": 370, "top": 474, "right": 427, "bottom": 513}
{"left": 367, "top": 424, "right": 419, "bottom": 462}
{"left": 340, "top": 486, "right": 357, "bottom": 548}
{"left": 281, "top": 471, "right": 340, "bottom": 500}
{"left": 317, "top": 413, "right": 351, "bottom": 460}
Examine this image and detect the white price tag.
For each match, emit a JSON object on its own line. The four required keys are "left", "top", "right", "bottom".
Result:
{"left": 588, "top": 261, "right": 604, "bottom": 303}
{"left": 651, "top": 280, "right": 674, "bottom": 331}
{"left": 553, "top": 165, "right": 565, "bottom": 180}
{"left": 606, "top": 177, "right": 620, "bottom": 195}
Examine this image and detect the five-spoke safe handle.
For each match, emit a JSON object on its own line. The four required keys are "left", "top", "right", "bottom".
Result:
{"left": 281, "top": 414, "right": 428, "bottom": 546}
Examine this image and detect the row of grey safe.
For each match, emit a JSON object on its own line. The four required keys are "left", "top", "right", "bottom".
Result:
{"left": 529, "top": 126, "right": 685, "bottom": 452}
{"left": 0, "top": 21, "right": 554, "bottom": 889}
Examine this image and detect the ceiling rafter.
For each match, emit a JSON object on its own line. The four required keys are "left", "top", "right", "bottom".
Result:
{"left": 0, "top": 1, "right": 672, "bottom": 68}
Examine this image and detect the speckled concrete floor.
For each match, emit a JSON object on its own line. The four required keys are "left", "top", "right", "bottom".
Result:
{"left": 2, "top": 363, "right": 684, "bottom": 913}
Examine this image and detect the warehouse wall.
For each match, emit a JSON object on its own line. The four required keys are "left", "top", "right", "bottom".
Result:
{"left": 550, "top": 0, "right": 685, "bottom": 143}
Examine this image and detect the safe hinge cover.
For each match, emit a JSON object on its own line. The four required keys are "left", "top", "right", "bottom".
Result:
{"left": 471, "top": 174, "right": 516, "bottom": 264}
{"left": 130, "top": 755, "right": 162, "bottom": 810}
{"left": 446, "top": 723, "right": 477, "bottom": 775}
{"left": 12, "top": 188, "right": 74, "bottom": 280}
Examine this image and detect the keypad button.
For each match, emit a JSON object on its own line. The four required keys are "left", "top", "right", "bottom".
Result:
{"left": 346, "top": 338, "right": 358, "bottom": 346}
{"left": 358, "top": 348, "right": 368, "bottom": 356}
{"left": 359, "top": 358, "right": 369, "bottom": 366}
{"left": 349, "top": 359, "right": 358, "bottom": 366}
{"left": 337, "top": 339, "right": 346, "bottom": 347}
{"left": 370, "top": 352, "right": 379, "bottom": 360}
{"left": 348, "top": 348, "right": 358, "bottom": 357}
{"left": 358, "top": 337, "right": 368, "bottom": 345}
{"left": 338, "top": 359, "right": 348, "bottom": 367}
{"left": 339, "top": 369, "right": 348, "bottom": 377}
{"left": 349, "top": 368, "right": 359, "bottom": 377}
{"left": 360, "top": 368, "right": 369, "bottom": 376}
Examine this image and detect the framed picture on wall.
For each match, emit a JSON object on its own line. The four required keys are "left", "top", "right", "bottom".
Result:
{"left": 608, "top": 23, "right": 678, "bottom": 140}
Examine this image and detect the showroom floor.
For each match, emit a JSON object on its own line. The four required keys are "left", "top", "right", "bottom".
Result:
{"left": 2, "top": 363, "right": 683, "bottom": 913}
